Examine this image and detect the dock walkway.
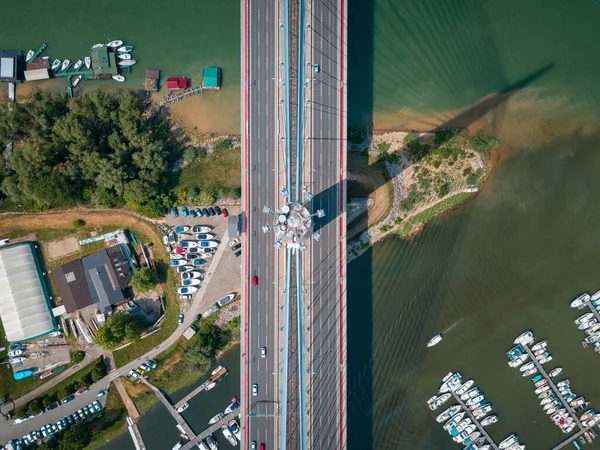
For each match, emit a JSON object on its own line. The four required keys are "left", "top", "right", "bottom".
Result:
{"left": 179, "top": 412, "right": 236, "bottom": 450}
{"left": 551, "top": 424, "right": 599, "bottom": 450}
{"left": 582, "top": 301, "right": 600, "bottom": 323}
{"left": 126, "top": 416, "right": 147, "bottom": 450}
{"left": 159, "top": 87, "right": 203, "bottom": 106}
{"left": 174, "top": 367, "right": 228, "bottom": 409}
{"left": 451, "top": 392, "right": 499, "bottom": 450}
{"left": 139, "top": 377, "right": 196, "bottom": 439}
{"left": 522, "top": 343, "right": 584, "bottom": 429}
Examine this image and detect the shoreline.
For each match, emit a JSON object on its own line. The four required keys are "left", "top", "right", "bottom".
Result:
{"left": 346, "top": 129, "right": 492, "bottom": 262}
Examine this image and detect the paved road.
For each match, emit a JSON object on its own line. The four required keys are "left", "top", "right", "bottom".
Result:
{"left": 306, "top": 0, "right": 346, "bottom": 449}
{"left": 243, "top": 0, "right": 282, "bottom": 448}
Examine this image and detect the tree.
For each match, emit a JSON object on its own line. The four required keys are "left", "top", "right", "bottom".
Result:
{"left": 125, "top": 317, "right": 144, "bottom": 341}
{"left": 70, "top": 350, "right": 85, "bottom": 364}
{"left": 58, "top": 423, "right": 92, "bottom": 450}
{"left": 72, "top": 219, "right": 85, "bottom": 229}
{"left": 26, "top": 398, "right": 43, "bottom": 416}
{"left": 57, "top": 386, "right": 71, "bottom": 401}
{"left": 130, "top": 267, "right": 158, "bottom": 293}
{"left": 41, "top": 395, "right": 55, "bottom": 408}
{"left": 183, "top": 147, "right": 198, "bottom": 163}
{"left": 94, "top": 325, "right": 120, "bottom": 349}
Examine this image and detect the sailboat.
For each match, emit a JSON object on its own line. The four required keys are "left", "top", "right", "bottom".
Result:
{"left": 107, "top": 40, "right": 124, "bottom": 48}
{"left": 84, "top": 56, "right": 91, "bottom": 69}
{"left": 51, "top": 59, "right": 61, "bottom": 71}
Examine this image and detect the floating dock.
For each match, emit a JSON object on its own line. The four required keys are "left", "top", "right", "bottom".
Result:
{"left": 179, "top": 412, "right": 236, "bottom": 450}
{"left": 174, "top": 366, "right": 228, "bottom": 409}
{"left": 450, "top": 391, "right": 499, "bottom": 450}
{"left": 27, "top": 43, "right": 47, "bottom": 63}
{"left": 159, "top": 86, "right": 203, "bottom": 106}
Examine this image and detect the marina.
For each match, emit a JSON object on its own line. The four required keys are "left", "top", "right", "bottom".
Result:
{"left": 450, "top": 387, "right": 500, "bottom": 450}
{"left": 571, "top": 291, "right": 600, "bottom": 353}
{"left": 174, "top": 365, "right": 229, "bottom": 409}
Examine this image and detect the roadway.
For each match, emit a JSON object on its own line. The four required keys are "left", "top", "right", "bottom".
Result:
{"left": 243, "top": 0, "right": 283, "bottom": 449}
{"left": 305, "top": 0, "right": 347, "bottom": 449}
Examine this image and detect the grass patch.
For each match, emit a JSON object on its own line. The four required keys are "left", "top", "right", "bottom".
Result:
{"left": 84, "top": 386, "right": 128, "bottom": 450}
{"left": 172, "top": 146, "right": 241, "bottom": 194}
{"left": 397, "top": 193, "right": 471, "bottom": 237}
{"left": 121, "top": 377, "right": 156, "bottom": 415}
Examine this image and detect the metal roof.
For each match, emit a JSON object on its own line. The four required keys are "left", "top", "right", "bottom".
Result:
{"left": 91, "top": 47, "right": 118, "bottom": 76}
{"left": 24, "top": 68, "right": 50, "bottom": 81}
{"left": 203, "top": 67, "right": 219, "bottom": 88}
{"left": 0, "top": 57, "right": 15, "bottom": 78}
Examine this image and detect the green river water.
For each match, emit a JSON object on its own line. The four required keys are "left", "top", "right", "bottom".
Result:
{"left": 4, "top": 0, "right": 600, "bottom": 449}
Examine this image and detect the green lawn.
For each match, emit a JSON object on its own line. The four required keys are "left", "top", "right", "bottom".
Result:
{"left": 172, "top": 147, "right": 241, "bottom": 193}
{"left": 397, "top": 193, "right": 471, "bottom": 237}
{"left": 85, "top": 387, "right": 128, "bottom": 450}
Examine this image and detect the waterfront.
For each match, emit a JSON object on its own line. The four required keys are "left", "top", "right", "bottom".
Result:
{"left": 100, "top": 346, "right": 240, "bottom": 450}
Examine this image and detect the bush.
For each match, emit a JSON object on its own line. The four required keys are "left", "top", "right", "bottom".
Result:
{"left": 72, "top": 219, "right": 85, "bottom": 229}
{"left": 400, "top": 185, "right": 425, "bottom": 212}
{"left": 197, "top": 190, "right": 215, "bottom": 206}
{"left": 379, "top": 224, "right": 391, "bottom": 233}
{"left": 130, "top": 267, "right": 158, "bottom": 293}
{"left": 403, "top": 131, "right": 429, "bottom": 161}
{"left": 376, "top": 141, "right": 390, "bottom": 153}
{"left": 394, "top": 217, "right": 403, "bottom": 225}
{"left": 70, "top": 350, "right": 85, "bottom": 364}
{"left": 213, "top": 137, "right": 232, "bottom": 151}
{"left": 437, "top": 182, "right": 450, "bottom": 197}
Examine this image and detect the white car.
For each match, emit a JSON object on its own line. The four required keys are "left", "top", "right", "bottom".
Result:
{"left": 252, "top": 384, "right": 258, "bottom": 396}
{"left": 261, "top": 347, "right": 267, "bottom": 358}
{"left": 49, "top": 331, "right": 62, "bottom": 337}
{"left": 229, "top": 238, "right": 240, "bottom": 247}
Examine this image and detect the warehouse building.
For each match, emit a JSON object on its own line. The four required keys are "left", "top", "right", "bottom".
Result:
{"left": 0, "top": 242, "right": 56, "bottom": 342}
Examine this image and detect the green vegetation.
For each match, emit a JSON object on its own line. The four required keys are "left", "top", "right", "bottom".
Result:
{"left": 84, "top": 388, "right": 128, "bottom": 450}
{"left": 397, "top": 193, "right": 471, "bottom": 237}
{"left": 72, "top": 219, "right": 86, "bottom": 229}
{"left": 94, "top": 311, "right": 144, "bottom": 350}
{"left": 69, "top": 351, "right": 85, "bottom": 364}
{"left": 12, "top": 358, "right": 105, "bottom": 418}
{"left": 379, "top": 224, "right": 391, "bottom": 233}
{"left": 38, "top": 423, "right": 91, "bottom": 450}
{"left": 0, "top": 90, "right": 176, "bottom": 212}
{"left": 376, "top": 141, "right": 390, "bottom": 153}
{"left": 130, "top": 266, "right": 158, "bottom": 293}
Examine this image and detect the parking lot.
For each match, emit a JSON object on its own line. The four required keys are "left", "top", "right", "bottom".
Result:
{"left": 10, "top": 333, "right": 70, "bottom": 375}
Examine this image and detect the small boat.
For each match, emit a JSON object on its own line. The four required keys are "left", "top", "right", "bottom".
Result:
{"left": 175, "top": 226, "right": 190, "bottom": 233}
{"left": 9, "top": 344, "right": 23, "bottom": 351}
{"left": 540, "top": 395, "right": 556, "bottom": 405}
{"left": 427, "top": 333, "right": 443, "bottom": 348}
{"left": 436, "top": 405, "right": 462, "bottom": 423}
{"left": 117, "top": 45, "right": 134, "bottom": 52}
{"left": 228, "top": 419, "right": 241, "bottom": 441}
{"left": 182, "top": 278, "right": 201, "bottom": 286}
{"left": 170, "top": 253, "right": 184, "bottom": 260}
{"left": 205, "top": 435, "right": 218, "bottom": 450}
{"left": 84, "top": 56, "right": 91, "bottom": 69}
{"left": 74, "top": 59, "right": 83, "bottom": 70}
{"left": 177, "top": 265, "right": 194, "bottom": 273}
{"left": 182, "top": 271, "right": 202, "bottom": 280}
{"left": 522, "top": 368, "right": 537, "bottom": 377}
{"left": 460, "top": 388, "right": 480, "bottom": 401}
{"left": 60, "top": 59, "right": 71, "bottom": 72}
{"left": 453, "top": 418, "right": 472, "bottom": 434}
{"left": 221, "top": 425, "right": 237, "bottom": 446}
{"left": 118, "top": 53, "right": 132, "bottom": 60}
{"left": 217, "top": 294, "right": 235, "bottom": 307}
{"left": 192, "top": 225, "right": 212, "bottom": 233}
{"left": 499, "top": 434, "right": 519, "bottom": 449}
{"left": 72, "top": 75, "right": 83, "bottom": 87}
{"left": 212, "top": 366, "right": 224, "bottom": 376}
{"left": 466, "top": 395, "right": 485, "bottom": 406}
{"left": 177, "top": 286, "right": 199, "bottom": 295}
{"left": 538, "top": 356, "right": 553, "bottom": 364}
{"left": 197, "top": 233, "right": 216, "bottom": 241}
{"left": 532, "top": 374, "right": 543, "bottom": 383}
{"left": 205, "top": 382, "right": 216, "bottom": 391}
{"left": 118, "top": 59, "right": 137, "bottom": 66}
{"left": 199, "top": 241, "right": 218, "bottom": 249}
{"left": 557, "top": 379, "right": 570, "bottom": 388}
{"left": 51, "top": 59, "right": 61, "bottom": 71}
{"left": 508, "top": 354, "right": 529, "bottom": 368}
{"left": 579, "top": 320, "right": 597, "bottom": 330}
{"left": 8, "top": 350, "right": 22, "bottom": 357}
{"left": 534, "top": 385, "right": 550, "bottom": 395}
{"left": 443, "top": 412, "right": 466, "bottom": 431}
{"left": 534, "top": 378, "right": 548, "bottom": 388}
{"left": 453, "top": 425, "right": 476, "bottom": 443}
{"left": 193, "top": 259, "right": 206, "bottom": 266}
{"left": 26, "top": 50, "right": 35, "bottom": 62}
{"left": 571, "top": 293, "right": 591, "bottom": 308}
{"left": 112, "top": 75, "right": 125, "bottom": 82}
{"left": 520, "top": 362, "right": 535, "bottom": 372}
{"left": 180, "top": 240, "right": 199, "bottom": 248}
{"left": 570, "top": 397, "right": 586, "bottom": 407}
{"left": 585, "top": 322, "right": 600, "bottom": 335}
{"left": 185, "top": 253, "right": 203, "bottom": 261}
{"left": 514, "top": 330, "right": 534, "bottom": 345}
{"left": 548, "top": 367, "right": 562, "bottom": 378}
{"left": 531, "top": 340, "right": 548, "bottom": 352}
{"left": 455, "top": 380, "right": 474, "bottom": 396}
{"left": 224, "top": 398, "right": 240, "bottom": 415}
{"left": 176, "top": 402, "right": 189, "bottom": 413}
{"left": 170, "top": 259, "right": 188, "bottom": 267}
{"left": 467, "top": 431, "right": 481, "bottom": 443}
{"left": 472, "top": 404, "right": 492, "bottom": 418}
{"left": 539, "top": 390, "right": 554, "bottom": 400}
{"left": 10, "top": 357, "right": 27, "bottom": 364}
{"left": 201, "top": 248, "right": 216, "bottom": 255}
{"left": 91, "top": 43, "right": 104, "bottom": 49}
{"left": 575, "top": 313, "right": 594, "bottom": 324}
{"left": 13, "top": 370, "right": 34, "bottom": 380}
{"left": 107, "top": 40, "right": 124, "bottom": 48}
{"left": 208, "top": 413, "right": 223, "bottom": 425}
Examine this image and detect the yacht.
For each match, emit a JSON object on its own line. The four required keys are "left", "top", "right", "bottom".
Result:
{"left": 586, "top": 322, "right": 600, "bottom": 335}
{"left": 460, "top": 388, "right": 480, "bottom": 401}
{"left": 481, "top": 415, "right": 498, "bottom": 426}
{"left": 228, "top": 419, "right": 241, "bottom": 441}
{"left": 197, "top": 442, "right": 210, "bottom": 450}
{"left": 571, "top": 293, "right": 591, "bottom": 308}
{"left": 453, "top": 425, "right": 476, "bottom": 443}
{"left": 520, "top": 362, "right": 535, "bottom": 372}
{"left": 499, "top": 434, "right": 519, "bottom": 449}
{"left": 472, "top": 404, "right": 493, "bottom": 418}
{"left": 436, "top": 404, "right": 462, "bottom": 423}
{"left": 570, "top": 397, "right": 586, "bottom": 407}
{"left": 439, "top": 373, "right": 462, "bottom": 393}
{"left": 428, "top": 393, "right": 451, "bottom": 410}
{"left": 540, "top": 395, "right": 556, "bottom": 405}
{"left": 514, "top": 330, "right": 534, "bottom": 345}
{"left": 534, "top": 351, "right": 549, "bottom": 360}
{"left": 538, "top": 356, "right": 553, "bottom": 364}
{"left": 580, "top": 410, "right": 596, "bottom": 422}
{"left": 455, "top": 380, "right": 474, "bottom": 396}
{"left": 466, "top": 395, "right": 485, "bottom": 406}
{"left": 508, "top": 354, "right": 529, "bottom": 368}
{"left": 221, "top": 425, "right": 237, "bottom": 446}
{"left": 107, "top": 40, "right": 124, "bottom": 48}
{"left": 467, "top": 431, "right": 481, "bottom": 443}
{"left": 205, "top": 435, "right": 218, "bottom": 450}
{"left": 557, "top": 379, "right": 570, "bottom": 388}
{"left": 532, "top": 340, "right": 548, "bottom": 352}
{"left": 579, "top": 319, "right": 597, "bottom": 330}
{"left": 534, "top": 378, "right": 548, "bottom": 388}
{"left": 539, "top": 390, "right": 554, "bottom": 400}
{"left": 522, "top": 368, "right": 538, "bottom": 377}
{"left": 427, "top": 333, "right": 443, "bottom": 348}
{"left": 224, "top": 398, "right": 240, "bottom": 415}
{"left": 575, "top": 313, "right": 594, "bottom": 325}
{"left": 443, "top": 412, "right": 466, "bottom": 430}
{"left": 534, "top": 385, "right": 550, "bottom": 395}
{"left": 548, "top": 367, "right": 562, "bottom": 378}
{"left": 209, "top": 413, "right": 223, "bottom": 425}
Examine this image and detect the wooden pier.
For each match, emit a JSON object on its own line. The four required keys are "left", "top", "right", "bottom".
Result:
{"left": 174, "top": 366, "right": 229, "bottom": 409}
{"left": 522, "top": 342, "right": 584, "bottom": 429}
{"left": 451, "top": 392, "right": 499, "bottom": 450}
{"left": 139, "top": 377, "right": 196, "bottom": 439}
{"left": 126, "top": 416, "right": 147, "bottom": 450}
{"left": 179, "top": 412, "right": 236, "bottom": 450}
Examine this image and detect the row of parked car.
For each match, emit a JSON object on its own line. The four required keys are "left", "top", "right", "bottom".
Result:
{"left": 172, "top": 206, "right": 229, "bottom": 218}
{"left": 127, "top": 359, "right": 157, "bottom": 380}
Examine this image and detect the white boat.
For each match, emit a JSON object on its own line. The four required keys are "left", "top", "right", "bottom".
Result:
{"left": 205, "top": 435, "right": 218, "bottom": 450}
{"left": 198, "top": 442, "right": 210, "bottom": 450}
{"left": 467, "top": 431, "right": 481, "bottom": 442}
{"left": 461, "top": 388, "right": 480, "bottom": 401}
{"left": 575, "top": 313, "right": 594, "bottom": 324}
{"left": 117, "top": 53, "right": 132, "bottom": 60}
{"left": 453, "top": 425, "right": 476, "bottom": 443}
{"left": 177, "top": 286, "right": 199, "bottom": 295}
{"left": 579, "top": 320, "right": 597, "bottom": 330}
{"left": 499, "top": 434, "right": 519, "bottom": 449}
{"left": 224, "top": 398, "right": 239, "bottom": 415}
{"left": 10, "top": 357, "right": 27, "bottom": 364}
{"left": 570, "top": 397, "right": 586, "bottom": 407}
{"left": 522, "top": 368, "right": 538, "bottom": 377}
{"left": 479, "top": 446, "right": 491, "bottom": 450}
{"left": 571, "top": 293, "right": 591, "bottom": 308}
{"left": 228, "top": 419, "right": 241, "bottom": 441}
{"left": 534, "top": 385, "right": 550, "bottom": 395}
{"left": 535, "top": 351, "right": 550, "bottom": 360}
{"left": 182, "top": 271, "right": 202, "bottom": 280}
{"left": 205, "top": 382, "right": 216, "bottom": 391}
{"left": 454, "top": 418, "right": 472, "bottom": 433}
{"left": 540, "top": 396, "right": 556, "bottom": 405}
{"left": 112, "top": 75, "right": 125, "bottom": 82}
{"left": 182, "top": 278, "right": 201, "bottom": 287}
{"left": 539, "top": 390, "right": 553, "bottom": 399}
{"left": 443, "top": 412, "right": 466, "bottom": 430}
{"left": 192, "top": 226, "right": 212, "bottom": 233}
{"left": 473, "top": 405, "right": 492, "bottom": 418}
{"left": 538, "top": 356, "right": 553, "bottom": 364}
{"left": 208, "top": 413, "right": 223, "bottom": 425}
{"left": 427, "top": 333, "right": 443, "bottom": 348}
{"left": 51, "top": 59, "right": 61, "bottom": 71}
{"left": 217, "top": 293, "right": 235, "bottom": 307}
{"left": 199, "top": 241, "right": 219, "bottom": 249}
{"left": 107, "top": 40, "right": 124, "bottom": 48}
{"left": 197, "top": 233, "right": 216, "bottom": 241}
{"left": 91, "top": 43, "right": 104, "bottom": 49}
{"left": 508, "top": 354, "right": 529, "bottom": 368}
{"left": 176, "top": 402, "right": 189, "bottom": 413}
{"left": 118, "top": 59, "right": 137, "bottom": 67}
{"left": 72, "top": 75, "right": 83, "bottom": 87}
{"left": 519, "top": 362, "right": 535, "bottom": 372}
{"left": 466, "top": 395, "right": 485, "bottom": 406}
{"left": 585, "top": 323, "right": 600, "bottom": 335}
{"left": 84, "top": 56, "right": 91, "bottom": 69}
{"left": 455, "top": 380, "right": 474, "bottom": 396}
{"left": 60, "top": 59, "right": 71, "bottom": 72}
{"left": 557, "top": 379, "right": 570, "bottom": 388}
{"left": 170, "top": 253, "right": 184, "bottom": 260}
{"left": 7, "top": 349, "right": 22, "bottom": 357}
{"left": 74, "top": 59, "right": 83, "bottom": 70}
{"left": 26, "top": 50, "right": 35, "bottom": 62}
{"left": 534, "top": 378, "right": 548, "bottom": 388}
{"left": 436, "top": 405, "right": 462, "bottom": 423}
{"left": 514, "top": 330, "right": 534, "bottom": 345}
{"left": 531, "top": 340, "right": 548, "bottom": 352}
{"left": 428, "top": 393, "right": 451, "bottom": 410}
{"left": 117, "top": 45, "right": 134, "bottom": 52}
{"left": 221, "top": 425, "right": 237, "bottom": 446}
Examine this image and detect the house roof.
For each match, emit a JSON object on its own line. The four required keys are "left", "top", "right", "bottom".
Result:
{"left": 91, "top": 47, "right": 118, "bottom": 76}
{"left": 81, "top": 249, "right": 126, "bottom": 314}
{"left": 166, "top": 77, "right": 187, "bottom": 89}
{"left": 52, "top": 261, "right": 93, "bottom": 314}
{"left": 203, "top": 67, "right": 219, "bottom": 88}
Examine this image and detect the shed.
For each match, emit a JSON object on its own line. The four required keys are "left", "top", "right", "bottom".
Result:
{"left": 91, "top": 47, "right": 118, "bottom": 77}
{"left": 166, "top": 77, "right": 187, "bottom": 90}
{"left": 145, "top": 69, "right": 160, "bottom": 91}
{"left": 202, "top": 67, "right": 220, "bottom": 90}
{"left": 228, "top": 215, "right": 240, "bottom": 238}
{"left": 24, "top": 68, "right": 50, "bottom": 81}
{"left": 183, "top": 327, "right": 197, "bottom": 340}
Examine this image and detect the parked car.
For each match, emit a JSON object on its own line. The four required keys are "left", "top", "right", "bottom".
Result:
{"left": 251, "top": 442, "right": 256, "bottom": 450}
{"left": 208, "top": 207, "right": 216, "bottom": 216}
{"left": 234, "top": 250, "right": 242, "bottom": 258}
{"left": 128, "top": 369, "right": 140, "bottom": 379}
{"left": 222, "top": 208, "right": 229, "bottom": 217}
{"left": 62, "top": 395, "right": 75, "bottom": 404}
{"left": 77, "top": 409, "right": 85, "bottom": 420}
{"left": 214, "top": 206, "right": 222, "bottom": 215}
{"left": 72, "top": 413, "right": 80, "bottom": 422}
{"left": 182, "top": 206, "right": 189, "bottom": 217}
{"left": 45, "top": 402, "right": 59, "bottom": 412}
{"left": 98, "top": 389, "right": 109, "bottom": 397}
{"left": 93, "top": 401, "right": 101, "bottom": 412}
{"left": 178, "top": 314, "right": 184, "bottom": 325}
{"left": 61, "top": 418, "right": 68, "bottom": 428}
{"left": 145, "top": 360, "right": 157, "bottom": 369}
{"left": 201, "top": 208, "right": 209, "bottom": 216}
{"left": 194, "top": 313, "right": 203, "bottom": 324}
{"left": 172, "top": 207, "right": 179, "bottom": 217}
{"left": 190, "top": 208, "right": 197, "bottom": 218}
{"left": 67, "top": 416, "right": 74, "bottom": 425}
{"left": 232, "top": 243, "right": 242, "bottom": 251}
{"left": 229, "top": 238, "right": 239, "bottom": 247}
{"left": 180, "top": 294, "right": 192, "bottom": 300}
{"left": 195, "top": 208, "right": 203, "bottom": 217}
{"left": 75, "top": 387, "right": 88, "bottom": 396}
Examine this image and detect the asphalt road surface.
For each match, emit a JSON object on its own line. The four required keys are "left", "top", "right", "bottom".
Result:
{"left": 245, "top": 0, "right": 282, "bottom": 448}
{"left": 307, "top": 0, "right": 345, "bottom": 448}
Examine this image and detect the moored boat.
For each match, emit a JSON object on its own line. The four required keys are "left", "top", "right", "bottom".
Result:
{"left": 182, "top": 271, "right": 202, "bottom": 280}
{"left": 428, "top": 393, "right": 452, "bottom": 410}
{"left": 170, "top": 259, "right": 188, "bottom": 266}
{"left": 436, "top": 404, "right": 462, "bottom": 423}
{"left": 177, "top": 286, "right": 198, "bottom": 295}
{"left": 224, "top": 398, "right": 240, "bottom": 415}
{"left": 51, "top": 59, "right": 61, "bottom": 71}
{"left": 84, "top": 56, "right": 91, "bottom": 69}
{"left": 519, "top": 362, "right": 535, "bottom": 372}
{"left": 532, "top": 340, "right": 548, "bottom": 352}
{"left": 26, "top": 50, "right": 35, "bottom": 62}
{"left": 205, "top": 435, "right": 218, "bottom": 450}
{"left": 10, "top": 357, "right": 27, "bottom": 364}
{"left": 540, "top": 395, "right": 556, "bottom": 405}
{"left": 221, "top": 425, "right": 237, "bottom": 446}
{"left": 534, "top": 378, "right": 548, "bottom": 388}
{"left": 180, "top": 240, "right": 199, "bottom": 248}
{"left": 570, "top": 397, "right": 586, "bottom": 407}
{"left": 117, "top": 45, "right": 134, "bottom": 52}
{"left": 466, "top": 395, "right": 484, "bottom": 406}
{"left": 72, "top": 75, "right": 83, "bottom": 87}
{"left": 228, "top": 419, "right": 241, "bottom": 441}
{"left": 557, "top": 379, "right": 570, "bottom": 388}
{"left": 7, "top": 349, "right": 22, "bottom": 357}
{"left": 499, "top": 434, "right": 519, "bottom": 449}
{"left": 117, "top": 53, "right": 132, "bottom": 60}
{"left": 514, "top": 330, "right": 534, "bottom": 345}
{"left": 481, "top": 415, "right": 498, "bottom": 426}
{"left": 209, "top": 412, "right": 223, "bottom": 425}
{"left": 455, "top": 380, "right": 474, "bottom": 396}
{"left": 60, "top": 59, "right": 71, "bottom": 72}
{"left": 197, "top": 233, "right": 216, "bottom": 241}
{"left": 571, "top": 293, "right": 590, "bottom": 308}
{"left": 532, "top": 374, "right": 543, "bottom": 383}
{"left": 91, "top": 43, "right": 104, "bottom": 49}
{"left": 522, "top": 368, "right": 538, "bottom": 377}
{"left": 118, "top": 59, "right": 137, "bottom": 66}
{"left": 534, "top": 385, "right": 550, "bottom": 395}
{"left": 460, "top": 388, "right": 480, "bottom": 401}
{"left": 176, "top": 402, "right": 189, "bottom": 413}
{"left": 182, "top": 278, "right": 201, "bottom": 286}
{"left": 453, "top": 425, "right": 476, "bottom": 443}
{"left": 592, "top": 290, "right": 600, "bottom": 301}
{"left": 538, "top": 356, "right": 553, "bottom": 364}
{"left": 548, "top": 367, "right": 562, "bottom": 378}
{"left": 107, "top": 40, "right": 124, "bottom": 47}
{"left": 427, "top": 333, "right": 443, "bottom": 348}
{"left": 112, "top": 75, "right": 125, "bottom": 82}
{"left": 205, "top": 381, "right": 216, "bottom": 391}
{"left": 575, "top": 312, "right": 594, "bottom": 325}
{"left": 74, "top": 59, "right": 83, "bottom": 70}
{"left": 443, "top": 413, "right": 465, "bottom": 431}
{"left": 508, "top": 354, "right": 529, "bottom": 368}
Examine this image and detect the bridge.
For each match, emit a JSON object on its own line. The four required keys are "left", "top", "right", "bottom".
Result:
{"left": 242, "top": 0, "right": 347, "bottom": 449}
